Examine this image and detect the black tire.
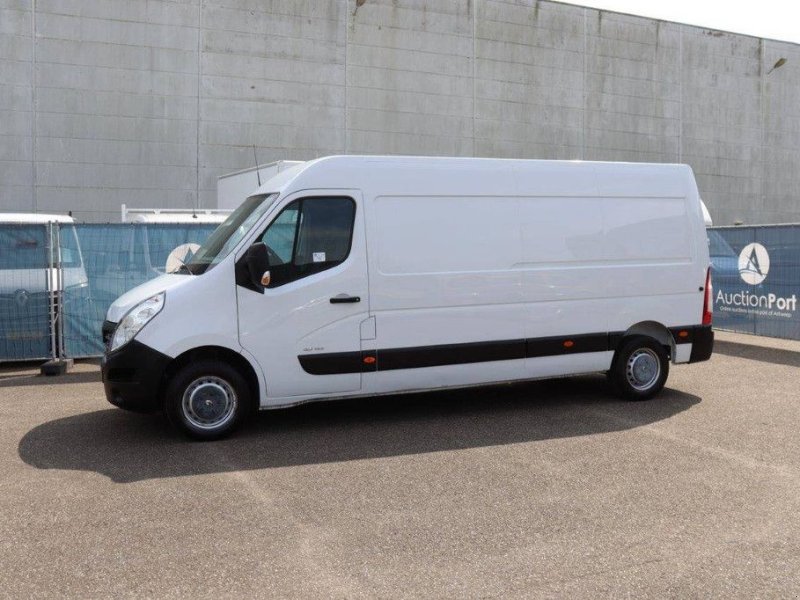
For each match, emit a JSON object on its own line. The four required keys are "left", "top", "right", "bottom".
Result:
{"left": 164, "top": 359, "right": 251, "bottom": 440}
{"left": 608, "top": 336, "right": 669, "bottom": 401}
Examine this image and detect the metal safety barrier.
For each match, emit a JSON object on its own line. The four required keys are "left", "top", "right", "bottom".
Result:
{"left": 4, "top": 221, "right": 800, "bottom": 361}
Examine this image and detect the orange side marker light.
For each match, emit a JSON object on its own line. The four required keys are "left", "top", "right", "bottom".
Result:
{"left": 563, "top": 340, "right": 574, "bottom": 348}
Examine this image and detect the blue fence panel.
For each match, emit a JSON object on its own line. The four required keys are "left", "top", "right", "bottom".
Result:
{"left": 710, "top": 225, "right": 800, "bottom": 340}
{"left": 43, "top": 221, "right": 800, "bottom": 355}
{"left": 63, "top": 223, "right": 217, "bottom": 358}
{"left": 0, "top": 224, "right": 52, "bottom": 360}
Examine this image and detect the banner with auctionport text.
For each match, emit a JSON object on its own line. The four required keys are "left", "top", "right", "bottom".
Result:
{"left": 709, "top": 225, "right": 800, "bottom": 340}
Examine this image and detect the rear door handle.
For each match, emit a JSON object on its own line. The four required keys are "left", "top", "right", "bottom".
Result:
{"left": 330, "top": 294, "right": 360, "bottom": 304}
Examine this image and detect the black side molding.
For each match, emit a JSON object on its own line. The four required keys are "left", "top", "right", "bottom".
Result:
{"left": 297, "top": 351, "right": 366, "bottom": 375}
{"left": 378, "top": 338, "right": 526, "bottom": 371}
{"left": 527, "top": 333, "right": 610, "bottom": 358}
{"left": 299, "top": 333, "right": 613, "bottom": 375}
{"left": 298, "top": 326, "right": 714, "bottom": 375}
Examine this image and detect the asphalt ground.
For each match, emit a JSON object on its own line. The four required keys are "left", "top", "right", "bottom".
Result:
{"left": 1, "top": 330, "right": 799, "bottom": 598}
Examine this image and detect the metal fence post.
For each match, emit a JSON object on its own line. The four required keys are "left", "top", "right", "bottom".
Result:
{"left": 39, "top": 222, "right": 72, "bottom": 374}
{"left": 47, "top": 222, "right": 57, "bottom": 360}
{"left": 55, "top": 223, "right": 65, "bottom": 359}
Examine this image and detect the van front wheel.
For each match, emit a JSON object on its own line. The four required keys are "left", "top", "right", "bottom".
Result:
{"left": 165, "top": 360, "right": 250, "bottom": 440}
{"left": 609, "top": 336, "right": 669, "bottom": 401}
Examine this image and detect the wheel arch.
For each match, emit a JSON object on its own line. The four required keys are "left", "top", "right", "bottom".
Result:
{"left": 619, "top": 321, "right": 676, "bottom": 360}
{"left": 159, "top": 346, "right": 260, "bottom": 412}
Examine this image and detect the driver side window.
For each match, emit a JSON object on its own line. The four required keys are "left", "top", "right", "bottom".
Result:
{"left": 259, "top": 196, "right": 355, "bottom": 287}
{"left": 263, "top": 204, "right": 299, "bottom": 265}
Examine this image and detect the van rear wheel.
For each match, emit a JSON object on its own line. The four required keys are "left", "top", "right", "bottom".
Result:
{"left": 609, "top": 336, "right": 669, "bottom": 401}
{"left": 164, "top": 360, "right": 250, "bottom": 440}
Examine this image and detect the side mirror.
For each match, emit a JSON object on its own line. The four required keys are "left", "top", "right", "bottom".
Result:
{"left": 245, "top": 242, "right": 270, "bottom": 290}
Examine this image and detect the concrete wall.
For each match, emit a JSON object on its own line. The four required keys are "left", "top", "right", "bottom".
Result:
{"left": 1, "top": 0, "right": 799, "bottom": 224}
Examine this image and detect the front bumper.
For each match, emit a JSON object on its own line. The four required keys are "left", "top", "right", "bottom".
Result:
{"left": 101, "top": 340, "right": 171, "bottom": 413}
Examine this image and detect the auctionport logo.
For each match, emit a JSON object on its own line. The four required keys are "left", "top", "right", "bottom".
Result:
{"left": 738, "top": 243, "right": 770, "bottom": 285}
{"left": 717, "top": 241, "right": 797, "bottom": 316}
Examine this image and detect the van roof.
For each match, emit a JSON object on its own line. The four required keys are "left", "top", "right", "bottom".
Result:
{"left": 217, "top": 160, "right": 305, "bottom": 181}
{"left": 251, "top": 156, "right": 697, "bottom": 201}
{"left": 0, "top": 212, "right": 75, "bottom": 224}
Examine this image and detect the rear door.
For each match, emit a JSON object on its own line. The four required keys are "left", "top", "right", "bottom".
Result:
{"left": 236, "top": 190, "right": 368, "bottom": 399}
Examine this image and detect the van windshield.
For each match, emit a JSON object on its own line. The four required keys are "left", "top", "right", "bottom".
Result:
{"left": 185, "top": 193, "right": 278, "bottom": 274}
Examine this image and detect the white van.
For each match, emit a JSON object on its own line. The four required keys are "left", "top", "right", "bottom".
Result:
{"left": 102, "top": 156, "right": 714, "bottom": 439}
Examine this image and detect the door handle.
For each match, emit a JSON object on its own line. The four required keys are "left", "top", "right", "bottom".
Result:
{"left": 330, "top": 294, "right": 360, "bottom": 304}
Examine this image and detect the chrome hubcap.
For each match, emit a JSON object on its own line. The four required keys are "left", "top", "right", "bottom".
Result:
{"left": 626, "top": 348, "right": 660, "bottom": 391}
{"left": 182, "top": 376, "right": 237, "bottom": 430}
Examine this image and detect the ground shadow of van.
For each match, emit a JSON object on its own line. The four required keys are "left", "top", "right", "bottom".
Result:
{"left": 18, "top": 375, "right": 699, "bottom": 484}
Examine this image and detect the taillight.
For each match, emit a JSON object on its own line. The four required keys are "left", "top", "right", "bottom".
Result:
{"left": 702, "top": 267, "right": 713, "bottom": 326}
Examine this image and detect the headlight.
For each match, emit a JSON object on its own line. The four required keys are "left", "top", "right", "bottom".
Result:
{"left": 110, "top": 293, "right": 165, "bottom": 352}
